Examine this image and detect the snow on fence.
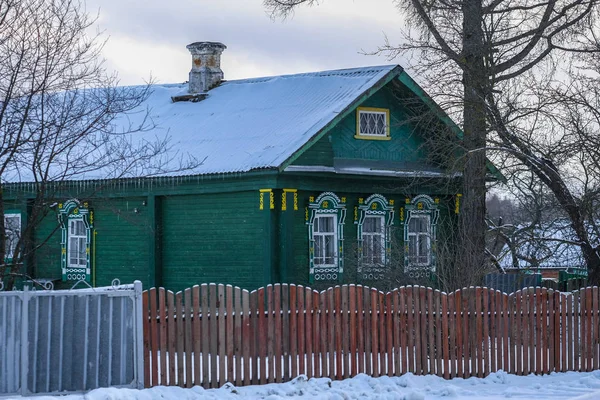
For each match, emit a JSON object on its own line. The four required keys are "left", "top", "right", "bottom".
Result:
{"left": 0, "top": 281, "right": 144, "bottom": 396}
{"left": 142, "top": 284, "right": 600, "bottom": 388}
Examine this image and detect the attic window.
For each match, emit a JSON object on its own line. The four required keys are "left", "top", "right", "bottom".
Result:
{"left": 355, "top": 107, "right": 390, "bottom": 140}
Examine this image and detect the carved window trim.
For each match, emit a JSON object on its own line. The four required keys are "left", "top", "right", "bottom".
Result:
{"left": 356, "top": 194, "right": 394, "bottom": 280}
{"left": 403, "top": 195, "right": 439, "bottom": 278}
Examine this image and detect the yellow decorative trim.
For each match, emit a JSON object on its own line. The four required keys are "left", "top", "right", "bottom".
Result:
{"left": 269, "top": 191, "right": 274, "bottom": 210}
{"left": 358, "top": 198, "right": 364, "bottom": 204}
{"left": 400, "top": 207, "right": 404, "bottom": 221}
{"left": 309, "top": 196, "right": 315, "bottom": 203}
{"left": 405, "top": 198, "right": 410, "bottom": 204}
{"left": 305, "top": 207, "right": 309, "bottom": 221}
{"left": 259, "top": 189, "right": 272, "bottom": 210}
{"left": 341, "top": 197, "right": 346, "bottom": 203}
{"left": 455, "top": 193, "right": 462, "bottom": 214}
{"left": 354, "top": 206, "right": 358, "bottom": 221}
{"left": 390, "top": 199, "right": 395, "bottom": 206}
{"left": 282, "top": 189, "right": 298, "bottom": 211}
{"left": 434, "top": 198, "right": 440, "bottom": 204}
{"left": 355, "top": 106, "right": 391, "bottom": 140}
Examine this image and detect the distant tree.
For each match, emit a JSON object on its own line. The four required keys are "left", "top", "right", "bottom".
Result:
{"left": 264, "top": 0, "right": 600, "bottom": 286}
{"left": 0, "top": 0, "right": 199, "bottom": 288}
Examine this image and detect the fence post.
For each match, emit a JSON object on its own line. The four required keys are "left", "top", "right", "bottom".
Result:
{"left": 20, "top": 286, "right": 29, "bottom": 396}
{"left": 134, "top": 281, "right": 144, "bottom": 389}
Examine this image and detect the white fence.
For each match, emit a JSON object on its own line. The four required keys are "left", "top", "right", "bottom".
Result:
{"left": 0, "top": 280, "right": 144, "bottom": 396}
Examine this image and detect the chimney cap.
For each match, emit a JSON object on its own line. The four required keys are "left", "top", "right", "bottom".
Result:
{"left": 186, "top": 41, "right": 227, "bottom": 53}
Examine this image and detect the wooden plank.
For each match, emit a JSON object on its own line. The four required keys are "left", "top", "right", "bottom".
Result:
{"left": 561, "top": 293, "right": 567, "bottom": 372}
{"left": 407, "top": 286, "right": 414, "bottom": 374}
{"left": 549, "top": 290, "right": 555, "bottom": 373}
{"left": 495, "top": 291, "right": 503, "bottom": 374}
{"left": 393, "top": 289, "right": 400, "bottom": 377}
{"left": 419, "top": 288, "right": 427, "bottom": 375}
{"left": 379, "top": 291, "right": 386, "bottom": 376}
{"left": 543, "top": 289, "right": 549, "bottom": 375}
{"left": 515, "top": 291, "right": 522, "bottom": 375}
{"left": 475, "top": 287, "right": 483, "bottom": 378}
{"left": 435, "top": 290, "right": 443, "bottom": 377}
{"left": 462, "top": 290, "right": 470, "bottom": 378}
{"left": 209, "top": 284, "right": 218, "bottom": 388}
{"left": 258, "top": 288, "right": 266, "bottom": 385}
{"left": 342, "top": 285, "right": 351, "bottom": 379}
{"left": 274, "top": 284, "right": 282, "bottom": 383}
{"left": 386, "top": 291, "right": 393, "bottom": 377}
{"left": 371, "top": 288, "right": 379, "bottom": 377}
{"left": 149, "top": 288, "right": 159, "bottom": 387}
{"left": 503, "top": 293, "right": 509, "bottom": 375}
{"left": 535, "top": 288, "right": 542, "bottom": 376}
{"left": 328, "top": 288, "right": 336, "bottom": 380}
{"left": 312, "top": 290, "right": 319, "bottom": 378}
{"left": 200, "top": 285, "right": 209, "bottom": 387}
{"left": 399, "top": 287, "right": 407, "bottom": 375}
{"left": 413, "top": 287, "right": 422, "bottom": 375}
{"left": 336, "top": 287, "right": 343, "bottom": 380}
{"left": 281, "top": 284, "right": 290, "bottom": 382}
{"left": 488, "top": 289, "right": 496, "bottom": 374}
{"left": 142, "top": 291, "right": 150, "bottom": 388}
{"left": 226, "top": 285, "right": 234, "bottom": 384}
{"left": 454, "top": 290, "right": 463, "bottom": 378}
{"left": 319, "top": 290, "right": 327, "bottom": 378}
{"left": 250, "top": 290, "right": 258, "bottom": 385}
{"left": 267, "top": 285, "right": 275, "bottom": 383}
{"left": 242, "top": 290, "right": 251, "bottom": 385}
{"left": 296, "top": 286, "right": 304, "bottom": 377}
{"left": 193, "top": 286, "right": 201, "bottom": 386}
{"left": 349, "top": 285, "right": 357, "bottom": 377}
{"left": 483, "top": 289, "right": 489, "bottom": 376}
{"left": 167, "top": 290, "right": 177, "bottom": 386}
{"left": 528, "top": 290, "right": 535, "bottom": 375}
{"left": 449, "top": 291, "right": 457, "bottom": 378}
{"left": 364, "top": 286, "right": 372, "bottom": 376}
{"left": 442, "top": 291, "right": 449, "bottom": 379}
{"left": 304, "top": 287, "right": 312, "bottom": 379}
{"left": 290, "top": 285, "right": 298, "bottom": 379}
{"left": 427, "top": 289, "right": 434, "bottom": 376}
{"left": 593, "top": 287, "right": 599, "bottom": 371}
{"left": 574, "top": 291, "right": 580, "bottom": 372}
{"left": 175, "top": 292, "right": 184, "bottom": 387}
{"left": 567, "top": 293, "right": 574, "bottom": 372}
{"left": 184, "top": 288, "right": 193, "bottom": 387}
{"left": 158, "top": 288, "right": 168, "bottom": 385}
{"left": 217, "top": 285, "right": 226, "bottom": 386}
{"left": 586, "top": 287, "right": 593, "bottom": 372}
{"left": 357, "top": 286, "right": 365, "bottom": 375}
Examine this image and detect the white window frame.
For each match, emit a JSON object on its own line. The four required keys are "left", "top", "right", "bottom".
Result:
{"left": 407, "top": 214, "right": 431, "bottom": 267}
{"left": 68, "top": 217, "right": 87, "bottom": 269}
{"left": 4, "top": 213, "right": 21, "bottom": 260}
{"left": 362, "top": 215, "right": 385, "bottom": 266}
{"left": 355, "top": 107, "right": 390, "bottom": 139}
{"left": 313, "top": 213, "right": 338, "bottom": 267}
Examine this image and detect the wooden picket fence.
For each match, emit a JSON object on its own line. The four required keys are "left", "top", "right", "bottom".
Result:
{"left": 143, "top": 284, "right": 600, "bottom": 388}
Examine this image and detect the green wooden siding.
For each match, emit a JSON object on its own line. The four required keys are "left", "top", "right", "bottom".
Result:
{"left": 161, "top": 191, "right": 266, "bottom": 292}
{"left": 292, "top": 80, "right": 434, "bottom": 168}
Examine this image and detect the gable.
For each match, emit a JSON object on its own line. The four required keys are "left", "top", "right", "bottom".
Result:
{"left": 290, "top": 79, "right": 450, "bottom": 174}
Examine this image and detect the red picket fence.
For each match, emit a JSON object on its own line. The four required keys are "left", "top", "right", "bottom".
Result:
{"left": 142, "top": 284, "right": 600, "bottom": 388}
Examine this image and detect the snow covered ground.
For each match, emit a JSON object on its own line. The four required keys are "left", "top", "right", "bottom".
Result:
{"left": 10, "top": 370, "right": 600, "bottom": 400}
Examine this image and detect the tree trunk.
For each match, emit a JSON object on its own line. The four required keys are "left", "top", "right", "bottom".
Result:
{"left": 456, "top": 0, "right": 488, "bottom": 287}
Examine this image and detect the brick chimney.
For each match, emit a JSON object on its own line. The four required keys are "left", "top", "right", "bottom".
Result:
{"left": 186, "top": 41, "right": 226, "bottom": 94}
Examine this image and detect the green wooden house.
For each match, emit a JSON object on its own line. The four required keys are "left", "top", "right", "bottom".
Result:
{"left": 2, "top": 42, "right": 495, "bottom": 292}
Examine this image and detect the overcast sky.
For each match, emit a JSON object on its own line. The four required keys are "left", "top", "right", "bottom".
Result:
{"left": 85, "top": 0, "right": 406, "bottom": 86}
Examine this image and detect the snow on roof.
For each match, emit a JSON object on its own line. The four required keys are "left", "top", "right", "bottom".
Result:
{"left": 112, "top": 65, "right": 398, "bottom": 177}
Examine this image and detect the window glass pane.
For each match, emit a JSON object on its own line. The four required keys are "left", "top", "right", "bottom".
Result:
{"left": 4, "top": 214, "right": 20, "bottom": 258}
{"left": 313, "top": 214, "right": 337, "bottom": 266}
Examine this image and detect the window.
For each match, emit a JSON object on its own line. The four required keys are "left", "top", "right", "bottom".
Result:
{"left": 355, "top": 107, "right": 390, "bottom": 140}
{"left": 4, "top": 213, "right": 21, "bottom": 260}
{"left": 308, "top": 192, "right": 346, "bottom": 282}
{"left": 59, "top": 199, "right": 93, "bottom": 282}
{"left": 362, "top": 216, "right": 385, "bottom": 265}
{"left": 407, "top": 215, "right": 431, "bottom": 266}
{"left": 356, "top": 194, "right": 394, "bottom": 280}
{"left": 313, "top": 214, "right": 337, "bottom": 266}
{"left": 68, "top": 218, "right": 87, "bottom": 268}
{"left": 403, "top": 195, "right": 439, "bottom": 277}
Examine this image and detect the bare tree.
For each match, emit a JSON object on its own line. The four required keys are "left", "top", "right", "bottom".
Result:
{"left": 264, "top": 0, "right": 600, "bottom": 286}
{"left": 0, "top": 0, "right": 199, "bottom": 287}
